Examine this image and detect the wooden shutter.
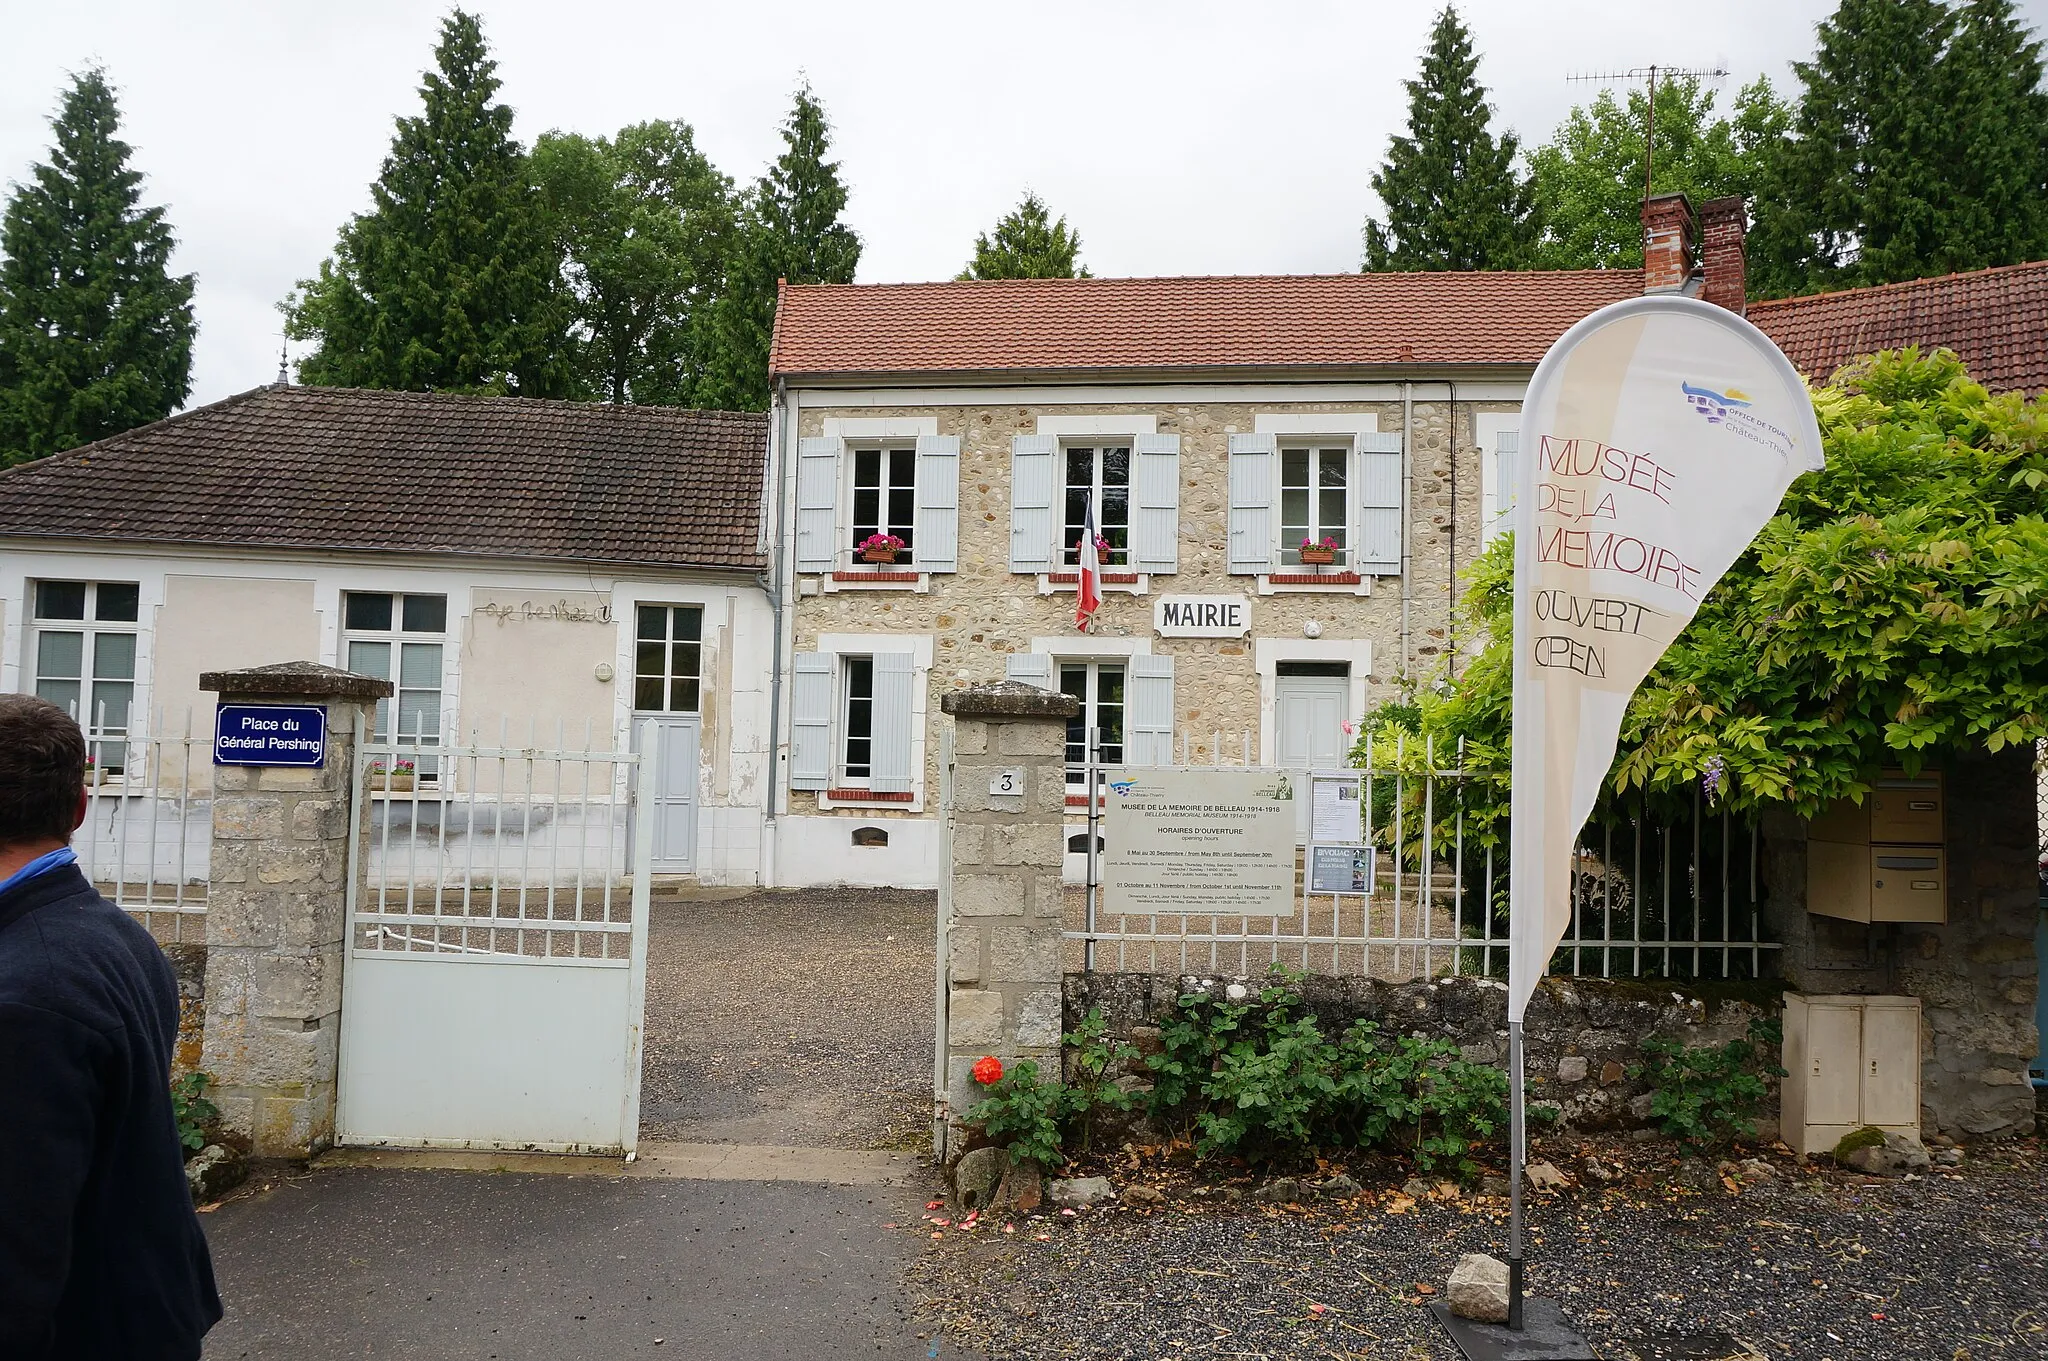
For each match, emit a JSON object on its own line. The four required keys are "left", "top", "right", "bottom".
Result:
{"left": 1130, "top": 433, "right": 1180, "bottom": 574}
{"left": 1487, "top": 428, "right": 1519, "bottom": 542}
{"left": 869, "top": 652, "right": 916, "bottom": 794}
{"left": 1355, "top": 431, "right": 1403, "bottom": 575}
{"left": 1004, "top": 653, "right": 1055, "bottom": 690}
{"left": 914, "top": 435, "right": 960, "bottom": 573}
{"left": 1126, "top": 654, "right": 1175, "bottom": 767}
{"left": 1009, "top": 435, "right": 1057, "bottom": 573}
{"left": 789, "top": 651, "right": 834, "bottom": 790}
{"left": 794, "top": 437, "right": 841, "bottom": 574}
{"left": 1227, "top": 434, "right": 1276, "bottom": 575}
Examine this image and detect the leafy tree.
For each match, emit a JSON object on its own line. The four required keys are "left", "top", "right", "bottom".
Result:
{"left": 957, "top": 192, "right": 1090, "bottom": 280}
{"left": 0, "top": 69, "right": 195, "bottom": 465}
{"left": 699, "top": 85, "right": 861, "bottom": 411}
{"left": 1362, "top": 6, "right": 1537, "bottom": 272}
{"left": 1362, "top": 350, "right": 2048, "bottom": 834}
{"left": 533, "top": 120, "right": 735, "bottom": 404}
{"left": 283, "top": 10, "right": 569, "bottom": 396}
{"left": 1749, "top": 0, "right": 2048, "bottom": 297}
{"left": 1531, "top": 77, "right": 1789, "bottom": 270}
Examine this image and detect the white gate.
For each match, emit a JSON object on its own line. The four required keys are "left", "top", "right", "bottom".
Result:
{"left": 337, "top": 719, "right": 655, "bottom": 1154}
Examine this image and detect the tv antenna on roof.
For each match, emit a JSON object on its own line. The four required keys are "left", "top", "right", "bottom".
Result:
{"left": 1565, "top": 65, "right": 1729, "bottom": 207}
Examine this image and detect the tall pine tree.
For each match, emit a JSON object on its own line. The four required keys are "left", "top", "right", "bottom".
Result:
{"left": 0, "top": 69, "right": 195, "bottom": 465}
{"left": 957, "top": 193, "right": 1090, "bottom": 280}
{"left": 1749, "top": 0, "right": 2048, "bottom": 296}
{"left": 1363, "top": 6, "right": 1537, "bottom": 272}
{"left": 284, "top": 10, "right": 569, "bottom": 395}
{"left": 699, "top": 85, "right": 861, "bottom": 411}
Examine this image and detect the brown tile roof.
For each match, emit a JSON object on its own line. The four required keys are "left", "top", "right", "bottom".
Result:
{"left": 1749, "top": 261, "right": 2048, "bottom": 395}
{"left": 0, "top": 385, "right": 766, "bottom": 571}
{"left": 769, "top": 271, "right": 1648, "bottom": 378}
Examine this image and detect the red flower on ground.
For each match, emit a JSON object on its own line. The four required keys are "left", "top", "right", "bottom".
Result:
{"left": 972, "top": 1056, "right": 1003, "bottom": 1085}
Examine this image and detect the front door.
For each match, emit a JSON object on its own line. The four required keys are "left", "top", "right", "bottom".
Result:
{"left": 1276, "top": 664, "right": 1350, "bottom": 844}
{"left": 630, "top": 604, "right": 704, "bottom": 874}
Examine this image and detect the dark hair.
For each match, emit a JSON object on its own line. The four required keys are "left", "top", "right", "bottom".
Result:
{"left": 0, "top": 693, "right": 87, "bottom": 847}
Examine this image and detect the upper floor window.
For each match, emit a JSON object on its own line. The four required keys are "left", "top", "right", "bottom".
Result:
{"left": 634, "top": 605, "right": 703, "bottom": 712}
{"left": 1061, "top": 444, "right": 1130, "bottom": 566}
{"left": 849, "top": 447, "right": 916, "bottom": 563}
{"left": 343, "top": 592, "right": 446, "bottom": 755}
{"left": 32, "top": 581, "right": 139, "bottom": 764}
{"left": 1280, "top": 446, "right": 1350, "bottom": 566}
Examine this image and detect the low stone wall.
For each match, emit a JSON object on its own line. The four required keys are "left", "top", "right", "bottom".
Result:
{"left": 163, "top": 942, "right": 208, "bottom": 1078}
{"left": 1066, "top": 971, "right": 1783, "bottom": 1134}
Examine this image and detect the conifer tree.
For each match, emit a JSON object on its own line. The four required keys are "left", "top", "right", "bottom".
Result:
{"left": 0, "top": 69, "right": 195, "bottom": 465}
{"left": 957, "top": 193, "right": 1090, "bottom": 280}
{"left": 1749, "top": 0, "right": 2048, "bottom": 296}
{"left": 284, "top": 10, "right": 569, "bottom": 395}
{"left": 699, "top": 85, "right": 861, "bottom": 411}
{"left": 1362, "top": 6, "right": 1537, "bottom": 272}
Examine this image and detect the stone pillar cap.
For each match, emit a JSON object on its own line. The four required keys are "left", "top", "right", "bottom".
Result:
{"left": 200, "top": 660, "right": 393, "bottom": 701}
{"left": 940, "top": 680, "right": 1080, "bottom": 719}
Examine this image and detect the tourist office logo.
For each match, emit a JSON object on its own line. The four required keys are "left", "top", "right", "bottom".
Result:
{"left": 1680, "top": 379, "right": 1798, "bottom": 459}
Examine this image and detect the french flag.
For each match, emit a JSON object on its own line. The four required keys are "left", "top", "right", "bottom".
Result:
{"left": 1075, "top": 494, "right": 1102, "bottom": 630}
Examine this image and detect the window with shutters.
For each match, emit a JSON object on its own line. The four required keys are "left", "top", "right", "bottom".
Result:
{"left": 1061, "top": 444, "right": 1130, "bottom": 566}
{"left": 1058, "top": 661, "right": 1126, "bottom": 787}
{"left": 343, "top": 591, "right": 447, "bottom": 776}
{"left": 31, "top": 579, "right": 140, "bottom": 771}
{"left": 1279, "top": 446, "right": 1349, "bottom": 566}
{"left": 790, "top": 641, "right": 922, "bottom": 802}
{"left": 840, "top": 655, "right": 876, "bottom": 781}
{"left": 849, "top": 446, "right": 916, "bottom": 562}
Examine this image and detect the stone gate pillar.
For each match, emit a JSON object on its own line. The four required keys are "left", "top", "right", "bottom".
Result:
{"left": 198, "top": 662, "right": 391, "bottom": 1159}
{"left": 938, "top": 681, "right": 1079, "bottom": 1126}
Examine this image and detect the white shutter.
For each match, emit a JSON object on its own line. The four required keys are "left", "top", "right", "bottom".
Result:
{"left": 1125, "top": 654, "right": 1175, "bottom": 767}
{"left": 1486, "top": 428, "right": 1519, "bottom": 543}
{"left": 1004, "top": 653, "right": 1055, "bottom": 690}
{"left": 795, "top": 437, "right": 842, "bottom": 574}
{"left": 1355, "top": 431, "right": 1403, "bottom": 576}
{"left": 1009, "top": 435, "right": 1057, "bottom": 573}
{"left": 789, "top": 652, "right": 834, "bottom": 790}
{"left": 1227, "top": 434, "right": 1276, "bottom": 575}
{"left": 869, "top": 652, "right": 916, "bottom": 794}
{"left": 913, "top": 435, "right": 960, "bottom": 573}
{"left": 1130, "top": 433, "right": 1180, "bottom": 574}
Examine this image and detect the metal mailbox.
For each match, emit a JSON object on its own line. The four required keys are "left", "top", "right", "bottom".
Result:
{"left": 1808, "top": 770, "right": 1944, "bottom": 846}
{"left": 1807, "top": 842, "right": 1947, "bottom": 925}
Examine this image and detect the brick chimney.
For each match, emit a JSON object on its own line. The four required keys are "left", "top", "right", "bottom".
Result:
{"left": 1698, "top": 196, "right": 1747, "bottom": 315}
{"left": 1640, "top": 193, "right": 1695, "bottom": 294}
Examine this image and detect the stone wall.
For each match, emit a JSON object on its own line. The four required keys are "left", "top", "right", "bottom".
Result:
{"left": 1067, "top": 970, "right": 1780, "bottom": 1135}
{"left": 791, "top": 396, "right": 1513, "bottom": 825}
{"left": 1763, "top": 745, "right": 2040, "bottom": 1140}
{"left": 163, "top": 942, "right": 207, "bottom": 1077}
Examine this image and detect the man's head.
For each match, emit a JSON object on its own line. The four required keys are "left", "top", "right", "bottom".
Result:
{"left": 0, "top": 694, "right": 89, "bottom": 852}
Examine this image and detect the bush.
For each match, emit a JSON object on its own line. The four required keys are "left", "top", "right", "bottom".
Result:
{"left": 171, "top": 1071, "right": 219, "bottom": 1156}
{"left": 1632, "top": 1017, "right": 1785, "bottom": 1152}
{"left": 959, "top": 1059, "right": 1065, "bottom": 1170}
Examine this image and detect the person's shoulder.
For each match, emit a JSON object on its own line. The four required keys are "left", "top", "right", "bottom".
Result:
{"left": 0, "top": 876, "right": 166, "bottom": 1019}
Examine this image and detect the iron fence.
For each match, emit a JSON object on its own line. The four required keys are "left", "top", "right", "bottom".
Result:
{"left": 71, "top": 708, "right": 212, "bottom": 945}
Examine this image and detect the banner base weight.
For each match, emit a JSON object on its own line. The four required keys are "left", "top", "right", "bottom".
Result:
{"left": 1431, "top": 1298, "right": 1599, "bottom": 1360}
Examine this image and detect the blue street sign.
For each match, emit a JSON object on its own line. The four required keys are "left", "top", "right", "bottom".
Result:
{"left": 214, "top": 703, "right": 328, "bottom": 767}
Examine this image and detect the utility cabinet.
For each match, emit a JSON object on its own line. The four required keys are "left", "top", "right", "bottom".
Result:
{"left": 1780, "top": 993, "right": 1922, "bottom": 1156}
{"left": 1806, "top": 770, "right": 1947, "bottom": 924}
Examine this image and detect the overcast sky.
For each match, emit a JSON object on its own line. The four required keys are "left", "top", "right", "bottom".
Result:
{"left": 7, "top": 0, "right": 2046, "bottom": 410}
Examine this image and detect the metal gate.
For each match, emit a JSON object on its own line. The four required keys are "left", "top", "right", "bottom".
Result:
{"left": 337, "top": 719, "right": 655, "bottom": 1154}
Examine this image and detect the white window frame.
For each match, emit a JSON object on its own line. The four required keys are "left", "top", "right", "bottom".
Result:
{"left": 630, "top": 602, "right": 705, "bottom": 715}
{"left": 813, "top": 631, "right": 934, "bottom": 812}
{"left": 1476, "top": 411, "right": 1520, "bottom": 546}
{"left": 816, "top": 417, "right": 943, "bottom": 589}
{"left": 341, "top": 590, "right": 450, "bottom": 775}
{"left": 1276, "top": 442, "right": 1354, "bottom": 568}
{"left": 1250, "top": 412, "right": 1386, "bottom": 595}
{"left": 844, "top": 443, "right": 919, "bottom": 565}
{"left": 28, "top": 579, "right": 142, "bottom": 767}
{"left": 1058, "top": 440, "right": 1135, "bottom": 569}
{"left": 1055, "top": 658, "right": 1130, "bottom": 787}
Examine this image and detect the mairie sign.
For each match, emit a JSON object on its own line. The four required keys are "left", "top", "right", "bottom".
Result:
{"left": 1154, "top": 593, "right": 1250, "bottom": 638}
{"left": 214, "top": 703, "right": 328, "bottom": 768}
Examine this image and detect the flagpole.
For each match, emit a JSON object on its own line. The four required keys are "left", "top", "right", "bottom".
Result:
{"left": 1507, "top": 1019, "right": 1526, "bottom": 1331}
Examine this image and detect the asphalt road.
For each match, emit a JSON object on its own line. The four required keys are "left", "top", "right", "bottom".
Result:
{"left": 202, "top": 1166, "right": 980, "bottom": 1361}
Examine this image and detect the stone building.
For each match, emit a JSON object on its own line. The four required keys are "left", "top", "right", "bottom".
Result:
{"left": 757, "top": 196, "right": 1750, "bottom": 889}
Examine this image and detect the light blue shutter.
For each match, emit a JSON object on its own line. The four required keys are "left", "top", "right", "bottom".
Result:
{"left": 1004, "top": 653, "right": 1055, "bottom": 689}
{"left": 789, "top": 652, "right": 834, "bottom": 790}
{"left": 1227, "top": 434, "right": 1276, "bottom": 575}
{"left": 795, "top": 437, "right": 841, "bottom": 574}
{"left": 1355, "top": 431, "right": 1403, "bottom": 575}
{"left": 869, "top": 652, "right": 916, "bottom": 794}
{"left": 914, "top": 435, "right": 960, "bottom": 573}
{"left": 1126, "top": 654, "right": 1175, "bottom": 767}
{"left": 1489, "top": 428, "right": 1519, "bottom": 541}
{"left": 1130, "top": 433, "right": 1180, "bottom": 574}
{"left": 1009, "top": 435, "right": 1057, "bottom": 573}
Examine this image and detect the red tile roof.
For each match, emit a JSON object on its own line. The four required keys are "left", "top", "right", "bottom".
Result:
{"left": 769, "top": 271, "right": 1648, "bottom": 378}
{"left": 1749, "top": 261, "right": 2048, "bottom": 395}
{"left": 0, "top": 385, "right": 767, "bottom": 570}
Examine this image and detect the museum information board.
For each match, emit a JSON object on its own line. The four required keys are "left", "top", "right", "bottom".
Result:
{"left": 1101, "top": 768, "right": 1296, "bottom": 916}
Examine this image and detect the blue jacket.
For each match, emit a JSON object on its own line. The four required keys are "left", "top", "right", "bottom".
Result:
{"left": 0, "top": 862, "right": 221, "bottom": 1358}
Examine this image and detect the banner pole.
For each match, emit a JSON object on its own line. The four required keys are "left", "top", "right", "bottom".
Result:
{"left": 1507, "top": 1018, "right": 1526, "bottom": 1331}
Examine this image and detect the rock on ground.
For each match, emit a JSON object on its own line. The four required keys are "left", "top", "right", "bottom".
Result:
{"left": 1525, "top": 1160, "right": 1570, "bottom": 1190}
{"left": 1048, "top": 1176, "right": 1114, "bottom": 1208}
{"left": 1838, "top": 1128, "right": 1932, "bottom": 1177}
{"left": 952, "top": 1146, "right": 1009, "bottom": 1211}
{"left": 1447, "top": 1252, "right": 1511, "bottom": 1324}
{"left": 186, "top": 1144, "right": 244, "bottom": 1202}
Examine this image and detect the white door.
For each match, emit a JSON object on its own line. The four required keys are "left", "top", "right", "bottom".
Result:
{"left": 1276, "top": 666, "right": 1350, "bottom": 845}
{"left": 628, "top": 603, "right": 704, "bottom": 874}
{"left": 632, "top": 716, "right": 699, "bottom": 873}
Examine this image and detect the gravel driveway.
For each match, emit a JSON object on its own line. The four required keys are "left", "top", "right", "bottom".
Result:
{"left": 909, "top": 1138, "right": 2048, "bottom": 1361}
{"left": 639, "top": 888, "right": 938, "bottom": 1151}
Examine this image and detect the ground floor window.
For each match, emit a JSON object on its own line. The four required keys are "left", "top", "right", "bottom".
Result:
{"left": 1060, "top": 660, "right": 1126, "bottom": 783}
{"left": 343, "top": 591, "right": 447, "bottom": 772}
{"left": 32, "top": 579, "right": 140, "bottom": 770}
{"left": 634, "top": 605, "right": 703, "bottom": 712}
{"left": 841, "top": 655, "right": 875, "bottom": 781}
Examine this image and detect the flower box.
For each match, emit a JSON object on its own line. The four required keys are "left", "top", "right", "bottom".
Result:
{"left": 370, "top": 772, "right": 416, "bottom": 792}
{"left": 1299, "top": 547, "right": 1338, "bottom": 566}
{"left": 860, "top": 547, "right": 900, "bottom": 565}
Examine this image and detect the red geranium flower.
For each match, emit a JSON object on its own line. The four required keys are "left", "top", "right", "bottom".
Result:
{"left": 972, "top": 1055, "right": 1003, "bottom": 1085}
